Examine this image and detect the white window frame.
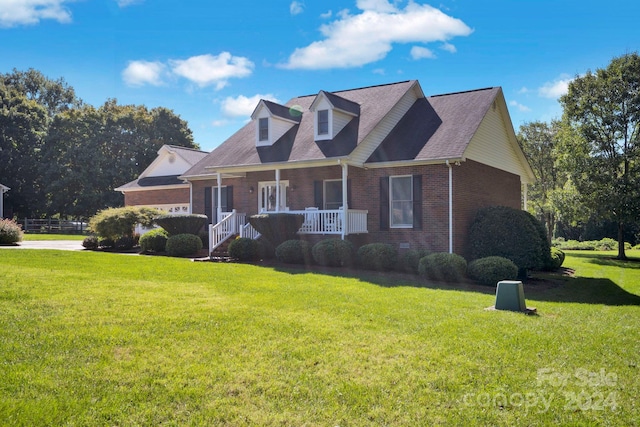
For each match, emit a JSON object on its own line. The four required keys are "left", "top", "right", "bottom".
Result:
{"left": 390, "top": 175, "right": 413, "bottom": 228}
{"left": 315, "top": 108, "right": 332, "bottom": 140}
{"left": 258, "top": 117, "right": 269, "bottom": 143}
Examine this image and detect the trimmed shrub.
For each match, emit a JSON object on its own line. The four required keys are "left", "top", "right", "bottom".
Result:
{"left": 139, "top": 228, "right": 168, "bottom": 253}
{"left": 468, "top": 206, "right": 549, "bottom": 274}
{"left": 115, "top": 235, "right": 138, "bottom": 250}
{"left": 248, "top": 213, "right": 305, "bottom": 248}
{"left": 154, "top": 214, "right": 208, "bottom": 236}
{"left": 0, "top": 218, "right": 23, "bottom": 244}
{"left": 82, "top": 235, "right": 99, "bottom": 250}
{"left": 228, "top": 237, "right": 259, "bottom": 262}
{"left": 546, "top": 247, "right": 565, "bottom": 270}
{"left": 357, "top": 243, "right": 397, "bottom": 271}
{"left": 312, "top": 239, "right": 355, "bottom": 267}
{"left": 89, "top": 206, "right": 161, "bottom": 240}
{"left": 398, "top": 248, "right": 430, "bottom": 274}
{"left": 467, "top": 256, "right": 518, "bottom": 286}
{"left": 165, "top": 233, "right": 202, "bottom": 257}
{"left": 98, "top": 238, "right": 115, "bottom": 249}
{"left": 418, "top": 252, "right": 467, "bottom": 283}
{"left": 276, "top": 240, "right": 312, "bottom": 264}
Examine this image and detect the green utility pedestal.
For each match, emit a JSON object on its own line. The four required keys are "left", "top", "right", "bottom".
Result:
{"left": 495, "top": 280, "right": 527, "bottom": 312}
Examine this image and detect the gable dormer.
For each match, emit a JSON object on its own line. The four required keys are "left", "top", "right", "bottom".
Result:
{"left": 310, "top": 91, "right": 360, "bottom": 141}
{"left": 251, "top": 100, "right": 302, "bottom": 147}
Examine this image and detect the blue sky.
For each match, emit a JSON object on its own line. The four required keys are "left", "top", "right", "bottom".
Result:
{"left": 1, "top": 0, "right": 638, "bottom": 151}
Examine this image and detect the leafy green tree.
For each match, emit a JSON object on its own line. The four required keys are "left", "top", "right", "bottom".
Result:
{"left": 560, "top": 52, "right": 640, "bottom": 259}
{"left": 0, "top": 83, "right": 48, "bottom": 217}
{"left": 517, "top": 120, "right": 565, "bottom": 242}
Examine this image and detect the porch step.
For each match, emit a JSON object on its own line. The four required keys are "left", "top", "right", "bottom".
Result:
{"left": 209, "top": 234, "right": 237, "bottom": 259}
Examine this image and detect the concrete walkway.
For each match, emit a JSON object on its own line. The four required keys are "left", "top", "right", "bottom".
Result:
{"left": 0, "top": 240, "right": 85, "bottom": 251}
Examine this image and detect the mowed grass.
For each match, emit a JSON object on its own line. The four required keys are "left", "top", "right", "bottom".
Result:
{"left": 0, "top": 250, "right": 638, "bottom": 426}
{"left": 21, "top": 234, "right": 86, "bottom": 241}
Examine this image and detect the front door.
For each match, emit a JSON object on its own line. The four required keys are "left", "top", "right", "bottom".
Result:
{"left": 258, "top": 181, "right": 288, "bottom": 212}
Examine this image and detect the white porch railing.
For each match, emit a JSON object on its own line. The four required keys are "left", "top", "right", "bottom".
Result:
{"left": 292, "top": 209, "right": 368, "bottom": 236}
{"left": 209, "top": 210, "right": 247, "bottom": 253}
{"left": 209, "top": 209, "right": 368, "bottom": 254}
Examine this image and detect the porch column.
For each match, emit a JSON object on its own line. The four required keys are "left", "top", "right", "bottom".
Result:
{"left": 275, "top": 168, "right": 281, "bottom": 213}
{"left": 216, "top": 172, "right": 222, "bottom": 222}
{"left": 341, "top": 162, "right": 348, "bottom": 239}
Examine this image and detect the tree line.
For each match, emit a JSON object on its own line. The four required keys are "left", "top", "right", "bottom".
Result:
{"left": 0, "top": 69, "right": 197, "bottom": 220}
{"left": 517, "top": 52, "right": 640, "bottom": 259}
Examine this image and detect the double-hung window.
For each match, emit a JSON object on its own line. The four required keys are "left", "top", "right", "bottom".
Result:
{"left": 324, "top": 180, "right": 343, "bottom": 210}
{"left": 390, "top": 175, "right": 413, "bottom": 227}
{"left": 258, "top": 117, "right": 269, "bottom": 142}
{"left": 317, "top": 109, "right": 329, "bottom": 136}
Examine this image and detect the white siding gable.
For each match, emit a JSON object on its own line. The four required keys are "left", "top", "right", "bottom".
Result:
{"left": 463, "top": 99, "right": 534, "bottom": 183}
{"left": 254, "top": 103, "right": 295, "bottom": 146}
{"left": 141, "top": 148, "right": 193, "bottom": 178}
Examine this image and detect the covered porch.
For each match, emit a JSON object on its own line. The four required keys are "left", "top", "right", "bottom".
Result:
{"left": 205, "top": 161, "right": 368, "bottom": 254}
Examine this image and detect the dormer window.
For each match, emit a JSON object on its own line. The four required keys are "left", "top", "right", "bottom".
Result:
{"left": 258, "top": 118, "right": 269, "bottom": 142}
{"left": 317, "top": 110, "right": 329, "bottom": 135}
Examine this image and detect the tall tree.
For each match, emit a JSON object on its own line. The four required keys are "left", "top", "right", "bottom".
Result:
{"left": 517, "top": 120, "right": 565, "bottom": 242}
{"left": 560, "top": 52, "right": 640, "bottom": 259}
{"left": 42, "top": 100, "right": 197, "bottom": 218}
{"left": 0, "top": 83, "right": 48, "bottom": 217}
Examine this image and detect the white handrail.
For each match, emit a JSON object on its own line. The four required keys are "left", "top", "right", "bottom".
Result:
{"left": 209, "top": 210, "right": 237, "bottom": 254}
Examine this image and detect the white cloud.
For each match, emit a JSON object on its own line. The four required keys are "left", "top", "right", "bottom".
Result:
{"left": 281, "top": 2, "right": 472, "bottom": 69}
{"left": 410, "top": 46, "right": 436, "bottom": 60}
{"left": 509, "top": 100, "right": 531, "bottom": 112}
{"left": 440, "top": 42, "right": 456, "bottom": 53}
{"left": 320, "top": 10, "right": 332, "bottom": 19}
{"left": 518, "top": 86, "right": 530, "bottom": 94}
{"left": 170, "top": 53, "right": 254, "bottom": 89}
{"left": 290, "top": 1, "right": 303, "bottom": 15}
{"left": 356, "top": 0, "right": 397, "bottom": 13}
{"left": 538, "top": 75, "right": 572, "bottom": 99}
{"left": 372, "top": 68, "right": 385, "bottom": 75}
{"left": 221, "top": 94, "right": 280, "bottom": 118}
{"left": 117, "top": 0, "right": 143, "bottom": 7}
{"left": 122, "top": 60, "right": 166, "bottom": 86}
{"left": 0, "top": 0, "right": 73, "bottom": 27}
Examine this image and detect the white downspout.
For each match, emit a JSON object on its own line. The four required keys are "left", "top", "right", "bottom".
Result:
{"left": 446, "top": 160, "right": 453, "bottom": 254}
{"left": 341, "top": 162, "right": 348, "bottom": 240}
{"left": 275, "top": 168, "right": 281, "bottom": 213}
{"left": 523, "top": 182, "right": 528, "bottom": 211}
{"left": 188, "top": 182, "right": 193, "bottom": 214}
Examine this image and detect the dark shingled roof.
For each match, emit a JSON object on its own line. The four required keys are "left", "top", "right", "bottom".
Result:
{"left": 367, "top": 87, "right": 499, "bottom": 163}
{"left": 262, "top": 100, "right": 303, "bottom": 123}
{"left": 321, "top": 91, "right": 361, "bottom": 116}
{"left": 116, "top": 175, "right": 187, "bottom": 190}
{"left": 184, "top": 80, "right": 416, "bottom": 176}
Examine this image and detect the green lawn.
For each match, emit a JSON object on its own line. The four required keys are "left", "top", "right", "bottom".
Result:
{"left": 21, "top": 233, "right": 86, "bottom": 241}
{"left": 0, "top": 250, "right": 638, "bottom": 426}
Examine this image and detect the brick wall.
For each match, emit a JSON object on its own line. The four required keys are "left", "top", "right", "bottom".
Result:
{"left": 124, "top": 187, "right": 190, "bottom": 206}
{"left": 189, "top": 160, "right": 521, "bottom": 256}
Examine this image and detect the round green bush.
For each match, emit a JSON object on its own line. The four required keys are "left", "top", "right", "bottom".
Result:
{"left": 418, "top": 252, "right": 467, "bottom": 283}
{"left": 0, "top": 218, "right": 23, "bottom": 244}
{"left": 312, "top": 239, "right": 355, "bottom": 267}
{"left": 115, "top": 235, "right": 137, "bottom": 250}
{"left": 82, "top": 235, "right": 99, "bottom": 250}
{"left": 468, "top": 206, "right": 549, "bottom": 274}
{"left": 357, "top": 243, "right": 397, "bottom": 271}
{"left": 467, "top": 256, "right": 518, "bottom": 286}
{"left": 275, "top": 240, "right": 311, "bottom": 264}
{"left": 154, "top": 214, "right": 208, "bottom": 236}
{"left": 139, "top": 228, "right": 169, "bottom": 253}
{"left": 165, "top": 233, "right": 203, "bottom": 257}
{"left": 228, "top": 237, "right": 259, "bottom": 262}
{"left": 99, "top": 238, "right": 115, "bottom": 249}
{"left": 398, "top": 248, "right": 430, "bottom": 274}
{"left": 547, "top": 247, "right": 565, "bottom": 270}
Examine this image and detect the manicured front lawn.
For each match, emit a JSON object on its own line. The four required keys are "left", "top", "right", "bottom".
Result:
{"left": 21, "top": 233, "right": 86, "bottom": 241}
{"left": 0, "top": 250, "right": 637, "bottom": 425}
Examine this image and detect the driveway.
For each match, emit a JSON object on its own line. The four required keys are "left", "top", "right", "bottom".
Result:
{"left": 0, "top": 240, "right": 85, "bottom": 251}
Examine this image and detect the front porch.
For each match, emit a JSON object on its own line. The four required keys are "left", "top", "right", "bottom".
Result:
{"left": 209, "top": 209, "right": 368, "bottom": 255}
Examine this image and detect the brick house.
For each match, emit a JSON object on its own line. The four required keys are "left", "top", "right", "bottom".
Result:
{"left": 179, "top": 80, "right": 533, "bottom": 256}
{"left": 115, "top": 144, "right": 207, "bottom": 215}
